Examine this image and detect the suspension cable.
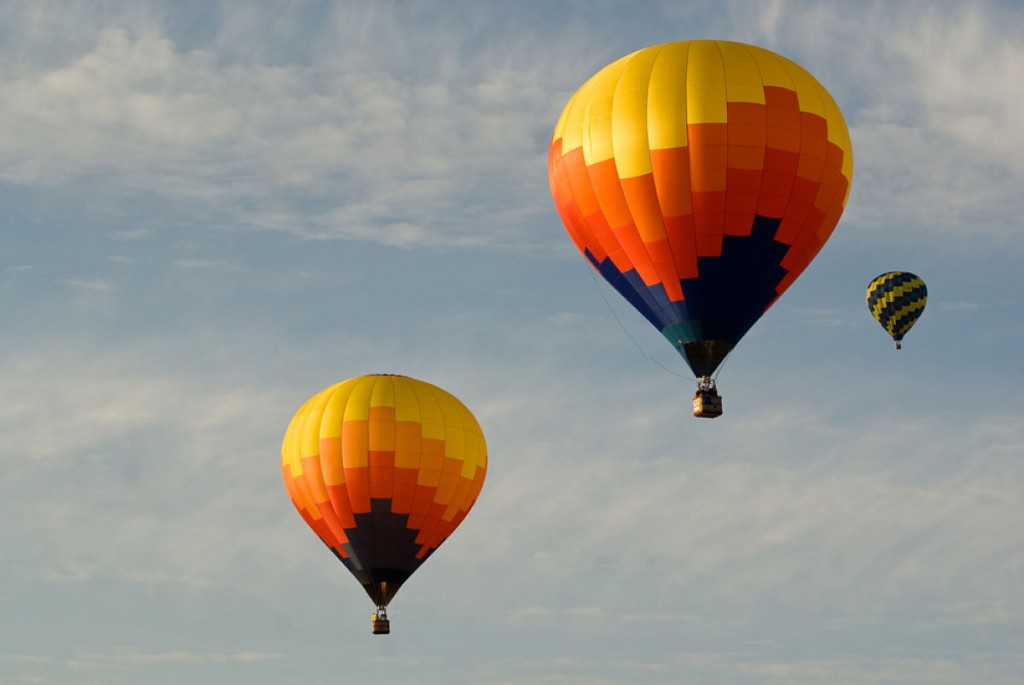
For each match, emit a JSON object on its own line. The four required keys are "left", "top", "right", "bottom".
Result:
{"left": 585, "top": 267, "right": 692, "bottom": 380}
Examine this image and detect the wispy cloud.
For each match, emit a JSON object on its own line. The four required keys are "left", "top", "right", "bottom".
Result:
{"left": 172, "top": 258, "right": 233, "bottom": 270}
{"left": 423, "top": 366, "right": 1024, "bottom": 654}
{"left": 939, "top": 301, "right": 980, "bottom": 311}
{"left": 0, "top": 335, "right": 304, "bottom": 594}
{"left": 64, "top": 278, "right": 113, "bottom": 292}
{"left": 0, "top": 11, "right": 560, "bottom": 252}
{"left": 69, "top": 648, "right": 283, "bottom": 671}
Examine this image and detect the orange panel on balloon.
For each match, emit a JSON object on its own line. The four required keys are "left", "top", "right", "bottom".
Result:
{"left": 649, "top": 147, "right": 693, "bottom": 218}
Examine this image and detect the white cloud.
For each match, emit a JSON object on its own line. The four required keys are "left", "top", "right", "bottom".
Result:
{"left": 442, "top": 373, "right": 1024, "bottom": 630}
{"left": 68, "top": 648, "right": 283, "bottom": 671}
{"left": 172, "top": 258, "right": 233, "bottom": 269}
{"left": 0, "top": 336, "right": 305, "bottom": 594}
{"left": 64, "top": 278, "right": 114, "bottom": 291}
{"left": 0, "top": 16, "right": 558, "bottom": 251}
{"left": 896, "top": 6, "right": 1024, "bottom": 166}
{"left": 939, "top": 301, "right": 980, "bottom": 312}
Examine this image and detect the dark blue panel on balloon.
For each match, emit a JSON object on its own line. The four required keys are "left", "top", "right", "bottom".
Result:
{"left": 588, "top": 215, "right": 790, "bottom": 347}
{"left": 341, "top": 498, "right": 425, "bottom": 583}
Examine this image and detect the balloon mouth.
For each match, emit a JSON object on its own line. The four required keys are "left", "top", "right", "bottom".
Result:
{"left": 353, "top": 574, "right": 412, "bottom": 608}
{"left": 678, "top": 340, "right": 735, "bottom": 378}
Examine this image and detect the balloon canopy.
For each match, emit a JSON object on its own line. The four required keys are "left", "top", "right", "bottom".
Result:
{"left": 281, "top": 374, "right": 487, "bottom": 630}
{"left": 549, "top": 39, "right": 854, "bottom": 378}
{"left": 866, "top": 271, "right": 927, "bottom": 348}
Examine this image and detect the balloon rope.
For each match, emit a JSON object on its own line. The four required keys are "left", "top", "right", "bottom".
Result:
{"left": 586, "top": 267, "right": 691, "bottom": 380}
{"left": 711, "top": 348, "right": 733, "bottom": 382}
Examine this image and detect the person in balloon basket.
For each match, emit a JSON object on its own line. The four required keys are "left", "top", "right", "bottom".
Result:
{"left": 693, "top": 376, "right": 723, "bottom": 418}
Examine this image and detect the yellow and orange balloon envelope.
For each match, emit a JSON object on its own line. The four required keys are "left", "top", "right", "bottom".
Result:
{"left": 281, "top": 374, "right": 487, "bottom": 615}
{"left": 549, "top": 40, "right": 854, "bottom": 377}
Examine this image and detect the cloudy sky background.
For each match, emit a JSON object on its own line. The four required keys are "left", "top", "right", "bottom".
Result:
{"left": 1, "top": 1, "right": 1022, "bottom": 683}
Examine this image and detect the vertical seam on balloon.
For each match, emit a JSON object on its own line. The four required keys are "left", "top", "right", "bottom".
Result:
{"left": 384, "top": 374, "right": 398, "bottom": 506}
{"left": 461, "top": 402, "right": 483, "bottom": 509}
{"left": 747, "top": 43, "right": 773, "bottom": 314}
{"left": 650, "top": 42, "right": 688, "bottom": 321}
{"left": 598, "top": 56, "right": 636, "bottom": 311}
{"left": 282, "top": 395, "right": 313, "bottom": 528}
{"left": 367, "top": 375, "right": 385, "bottom": 567}
{"left": 440, "top": 390, "right": 462, "bottom": 518}
{"left": 310, "top": 385, "right": 331, "bottom": 542}
{"left": 771, "top": 54, "right": 801, "bottom": 236}
{"left": 302, "top": 384, "right": 341, "bottom": 551}
{"left": 627, "top": 43, "right": 680, "bottom": 331}
{"left": 410, "top": 378, "right": 422, "bottom": 519}
{"left": 684, "top": 39, "right": 699, "bottom": 280}
{"left": 749, "top": 46, "right": 794, "bottom": 313}
{"left": 714, "top": 41, "right": 770, "bottom": 346}
{"left": 300, "top": 387, "right": 323, "bottom": 521}
{"left": 595, "top": 50, "right": 672, "bottom": 334}
{"left": 345, "top": 377, "right": 370, "bottom": 553}
{"left": 413, "top": 379, "right": 439, "bottom": 554}
{"left": 764, "top": 49, "right": 830, "bottom": 308}
{"left": 684, "top": 41, "right": 714, "bottom": 313}
{"left": 433, "top": 382, "right": 451, "bottom": 552}
{"left": 781, "top": 57, "right": 847, "bottom": 290}
{"left": 336, "top": 382, "right": 362, "bottom": 548}
{"left": 322, "top": 383, "right": 352, "bottom": 550}
{"left": 733, "top": 40, "right": 770, "bottom": 313}
{"left": 438, "top": 389, "right": 458, "bottom": 518}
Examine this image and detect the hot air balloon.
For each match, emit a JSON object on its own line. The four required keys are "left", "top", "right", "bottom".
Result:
{"left": 548, "top": 40, "right": 854, "bottom": 417}
{"left": 866, "top": 271, "right": 927, "bottom": 349}
{"left": 281, "top": 374, "right": 487, "bottom": 634}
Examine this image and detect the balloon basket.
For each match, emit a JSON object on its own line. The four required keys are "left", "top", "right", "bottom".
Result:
{"left": 693, "top": 377, "right": 723, "bottom": 418}
{"left": 371, "top": 611, "right": 390, "bottom": 635}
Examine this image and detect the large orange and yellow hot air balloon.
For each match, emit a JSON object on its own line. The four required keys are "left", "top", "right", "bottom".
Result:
{"left": 281, "top": 374, "right": 487, "bottom": 634}
{"left": 548, "top": 40, "right": 854, "bottom": 416}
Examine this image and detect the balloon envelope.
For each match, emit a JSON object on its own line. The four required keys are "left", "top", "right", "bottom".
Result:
{"left": 866, "top": 271, "right": 927, "bottom": 346}
{"left": 281, "top": 374, "right": 487, "bottom": 611}
{"left": 549, "top": 40, "right": 854, "bottom": 377}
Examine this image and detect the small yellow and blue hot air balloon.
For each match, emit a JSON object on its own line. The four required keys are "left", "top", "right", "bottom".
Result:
{"left": 866, "top": 271, "right": 927, "bottom": 349}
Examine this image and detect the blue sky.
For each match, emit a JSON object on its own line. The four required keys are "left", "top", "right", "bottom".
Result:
{"left": 1, "top": 1, "right": 1022, "bottom": 684}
